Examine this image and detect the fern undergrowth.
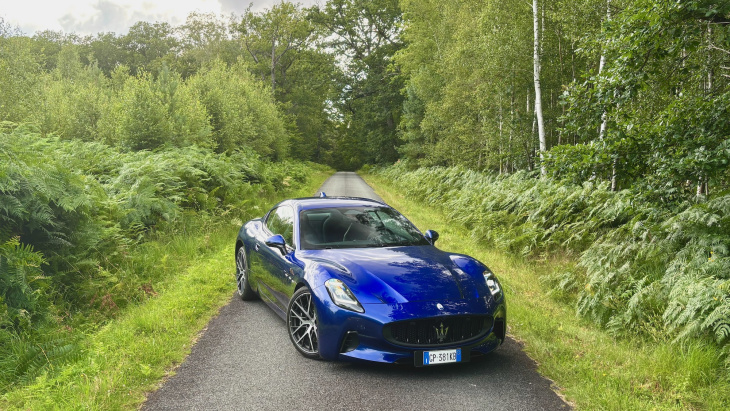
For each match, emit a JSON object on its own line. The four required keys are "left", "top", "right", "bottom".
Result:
{"left": 0, "top": 123, "right": 326, "bottom": 391}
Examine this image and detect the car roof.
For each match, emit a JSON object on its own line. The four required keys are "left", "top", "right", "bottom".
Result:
{"left": 284, "top": 196, "right": 387, "bottom": 211}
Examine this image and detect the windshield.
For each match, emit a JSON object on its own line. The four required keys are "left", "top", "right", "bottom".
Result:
{"left": 299, "top": 206, "right": 430, "bottom": 250}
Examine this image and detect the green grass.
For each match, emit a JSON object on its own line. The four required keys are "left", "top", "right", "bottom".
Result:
{"left": 0, "top": 168, "right": 332, "bottom": 410}
{"left": 364, "top": 173, "right": 730, "bottom": 411}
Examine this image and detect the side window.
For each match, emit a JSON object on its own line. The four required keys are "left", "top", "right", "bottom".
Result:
{"left": 266, "top": 206, "right": 295, "bottom": 245}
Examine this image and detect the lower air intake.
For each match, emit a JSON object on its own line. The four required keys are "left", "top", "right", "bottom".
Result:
{"left": 383, "top": 315, "right": 493, "bottom": 348}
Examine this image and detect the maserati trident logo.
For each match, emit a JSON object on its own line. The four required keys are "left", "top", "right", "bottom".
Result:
{"left": 434, "top": 322, "right": 449, "bottom": 343}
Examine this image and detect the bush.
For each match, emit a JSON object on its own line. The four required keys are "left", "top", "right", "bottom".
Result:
{"left": 0, "top": 123, "right": 318, "bottom": 326}
{"left": 190, "top": 60, "right": 288, "bottom": 157}
{"left": 115, "top": 67, "right": 212, "bottom": 150}
{"left": 1, "top": 123, "right": 324, "bottom": 390}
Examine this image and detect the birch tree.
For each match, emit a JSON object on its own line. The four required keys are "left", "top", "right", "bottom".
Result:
{"left": 533, "top": 0, "right": 547, "bottom": 176}
{"left": 597, "top": 0, "right": 611, "bottom": 142}
{"left": 596, "top": 0, "right": 618, "bottom": 190}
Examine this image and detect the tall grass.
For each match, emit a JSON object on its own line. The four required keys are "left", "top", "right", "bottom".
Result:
{"left": 379, "top": 163, "right": 730, "bottom": 367}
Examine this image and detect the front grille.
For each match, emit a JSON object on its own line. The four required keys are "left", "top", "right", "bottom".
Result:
{"left": 383, "top": 315, "right": 493, "bottom": 348}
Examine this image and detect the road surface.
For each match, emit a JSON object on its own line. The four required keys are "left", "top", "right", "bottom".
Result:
{"left": 143, "top": 172, "right": 569, "bottom": 411}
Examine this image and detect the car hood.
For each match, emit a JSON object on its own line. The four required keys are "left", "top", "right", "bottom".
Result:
{"left": 302, "top": 246, "right": 466, "bottom": 304}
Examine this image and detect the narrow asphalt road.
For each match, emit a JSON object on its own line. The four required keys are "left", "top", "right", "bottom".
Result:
{"left": 143, "top": 172, "right": 569, "bottom": 411}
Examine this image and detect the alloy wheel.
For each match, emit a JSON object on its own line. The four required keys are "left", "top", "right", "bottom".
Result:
{"left": 288, "top": 289, "right": 319, "bottom": 355}
{"left": 235, "top": 247, "right": 248, "bottom": 296}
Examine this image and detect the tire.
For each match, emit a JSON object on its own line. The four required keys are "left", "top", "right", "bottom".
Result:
{"left": 235, "top": 246, "right": 256, "bottom": 300}
{"left": 287, "top": 287, "right": 321, "bottom": 359}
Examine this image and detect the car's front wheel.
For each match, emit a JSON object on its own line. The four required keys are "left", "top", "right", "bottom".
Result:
{"left": 235, "top": 246, "right": 256, "bottom": 300}
{"left": 287, "top": 287, "right": 320, "bottom": 359}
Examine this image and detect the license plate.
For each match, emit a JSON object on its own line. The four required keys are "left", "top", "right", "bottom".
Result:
{"left": 422, "top": 348, "right": 461, "bottom": 365}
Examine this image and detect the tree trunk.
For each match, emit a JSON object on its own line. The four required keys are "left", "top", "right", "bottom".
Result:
{"left": 707, "top": 23, "right": 713, "bottom": 92}
{"left": 533, "top": 0, "right": 546, "bottom": 176}
{"left": 598, "top": 0, "right": 616, "bottom": 190}
{"left": 510, "top": 91, "right": 515, "bottom": 173}
{"left": 598, "top": 0, "right": 611, "bottom": 141}
{"left": 499, "top": 102, "right": 500, "bottom": 174}
{"left": 697, "top": 177, "right": 703, "bottom": 197}
{"left": 271, "top": 41, "right": 276, "bottom": 94}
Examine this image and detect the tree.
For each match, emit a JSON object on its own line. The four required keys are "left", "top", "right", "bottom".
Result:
{"left": 236, "top": 2, "right": 314, "bottom": 94}
{"left": 533, "top": 0, "right": 547, "bottom": 176}
{"left": 80, "top": 32, "right": 126, "bottom": 76}
{"left": 189, "top": 60, "right": 289, "bottom": 158}
{"left": 120, "top": 21, "right": 179, "bottom": 75}
{"left": 311, "top": 0, "right": 404, "bottom": 169}
{"left": 279, "top": 48, "right": 337, "bottom": 162}
{"left": 115, "top": 65, "right": 211, "bottom": 151}
{"left": 177, "top": 12, "right": 241, "bottom": 78}
{"left": 0, "top": 24, "right": 43, "bottom": 123}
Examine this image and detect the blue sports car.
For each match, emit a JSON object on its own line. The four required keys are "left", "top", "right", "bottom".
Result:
{"left": 234, "top": 195, "right": 506, "bottom": 366}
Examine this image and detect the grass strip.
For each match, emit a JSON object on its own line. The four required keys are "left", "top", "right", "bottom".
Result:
{"left": 0, "top": 168, "right": 332, "bottom": 410}
{"left": 364, "top": 173, "right": 729, "bottom": 411}
{"left": 3, "top": 245, "right": 232, "bottom": 410}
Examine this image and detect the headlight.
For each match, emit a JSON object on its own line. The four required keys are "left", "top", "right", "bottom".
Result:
{"left": 484, "top": 271, "right": 503, "bottom": 300}
{"left": 325, "top": 279, "right": 364, "bottom": 313}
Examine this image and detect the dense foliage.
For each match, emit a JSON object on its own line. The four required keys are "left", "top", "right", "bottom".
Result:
{"left": 1, "top": 8, "right": 332, "bottom": 390}
{"left": 396, "top": 0, "right": 730, "bottom": 200}
{"left": 0, "top": 123, "right": 319, "bottom": 388}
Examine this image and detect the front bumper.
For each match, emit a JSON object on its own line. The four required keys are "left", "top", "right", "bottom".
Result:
{"left": 311, "top": 285, "right": 507, "bottom": 364}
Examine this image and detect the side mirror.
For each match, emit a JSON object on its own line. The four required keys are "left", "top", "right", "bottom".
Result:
{"left": 424, "top": 230, "right": 439, "bottom": 245}
{"left": 265, "top": 234, "right": 288, "bottom": 255}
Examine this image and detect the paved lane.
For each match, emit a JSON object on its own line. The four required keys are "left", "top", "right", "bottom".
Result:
{"left": 143, "top": 172, "right": 569, "bottom": 411}
{"left": 316, "top": 171, "right": 384, "bottom": 202}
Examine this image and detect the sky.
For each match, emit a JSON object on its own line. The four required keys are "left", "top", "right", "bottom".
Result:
{"left": 0, "top": 0, "right": 320, "bottom": 36}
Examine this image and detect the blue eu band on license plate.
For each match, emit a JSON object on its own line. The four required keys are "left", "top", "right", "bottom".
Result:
{"left": 423, "top": 348, "right": 461, "bottom": 365}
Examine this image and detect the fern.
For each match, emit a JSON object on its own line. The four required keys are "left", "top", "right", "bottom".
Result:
{"left": 0, "top": 330, "right": 82, "bottom": 388}
{"left": 702, "top": 293, "right": 730, "bottom": 344}
{"left": 0, "top": 237, "right": 47, "bottom": 330}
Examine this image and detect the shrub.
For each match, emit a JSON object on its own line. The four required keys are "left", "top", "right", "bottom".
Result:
{"left": 1, "top": 122, "right": 323, "bottom": 389}
{"left": 189, "top": 60, "right": 288, "bottom": 157}
{"left": 116, "top": 66, "right": 212, "bottom": 150}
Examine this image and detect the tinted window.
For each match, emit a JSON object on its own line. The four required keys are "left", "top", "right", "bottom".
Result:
{"left": 266, "top": 206, "right": 294, "bottom": 245}
{"left": 299, "top": 206, "right": 430, "bottom": 250}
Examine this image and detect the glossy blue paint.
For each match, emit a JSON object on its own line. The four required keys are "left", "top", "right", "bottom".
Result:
{"left": 301, "top": 247, "right": 464, "bottom": 303}
{"left": 235, "top": 197, "right": 507, "bottom": 364}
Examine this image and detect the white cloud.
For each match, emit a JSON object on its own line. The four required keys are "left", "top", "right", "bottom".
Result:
{"left": 218, "top": 0, "right": 321, "bottom": 15}
{"left": 0, "top": 1, "right": 324, "bottom": 36}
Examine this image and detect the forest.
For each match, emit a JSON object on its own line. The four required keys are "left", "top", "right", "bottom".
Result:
{"left": 1, "top": 0, "right": 729, "bottom": 404}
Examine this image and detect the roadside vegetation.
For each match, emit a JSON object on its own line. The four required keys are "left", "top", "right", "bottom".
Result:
{"left": 0, "top": 157, "right": 328, "bottom": 409}
{"left": 2, "top": 0, "right": 729, "bottom": 409}
{"left": 1, "top": 9, "right": 333, "bottom": 407}
{"left": 0, "top": 122, "right": 330, "bottom": 405}
{"left": 366, "top": 172, "right": 730, "bottom": 410}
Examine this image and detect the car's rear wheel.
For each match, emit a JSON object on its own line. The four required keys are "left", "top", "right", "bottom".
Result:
{"left": 235, "top": 246, "right": 256, "bottom": 300}
{"left": 287, "top": 287, "right": 320, "bottom": 359}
